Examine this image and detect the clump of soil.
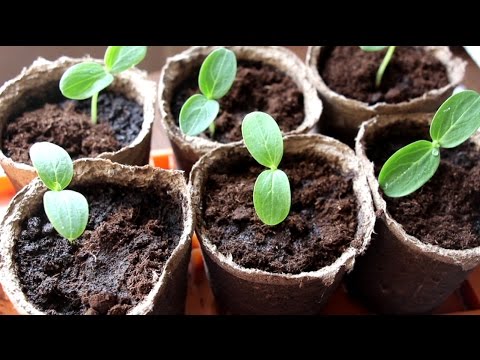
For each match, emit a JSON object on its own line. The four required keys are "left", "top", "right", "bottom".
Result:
{"left": 172, "top": 60, "right": 305, "bottom": 143}
{"left": 364, "top": 119, "right": 480, "bottom": 250}
{"left": 320, "top": 46, "right": 449, "bottom": 104}
{"left": 2, "top": 92, "right": 143, "bottom": 165}
{"left": 14, "top": 184, "right": 183, "bottom": 315}
{"left": 202, "top": 153, "right": 358, "bottom": 274}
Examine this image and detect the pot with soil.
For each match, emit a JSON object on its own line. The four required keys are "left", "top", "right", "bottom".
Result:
{"left": 0, "top": 56, "right": 156, "bottom": 191}
{"left": 159, "top": 46, "right": 323, "bottom": 174}
{"left": 0, "top": 159, "right": 192, "bottom": 315}
{"left": 306, "top": 46, "right": 466, "bottom": 145}
{"left": 350, "top": 112, "right": 480, "bottom": 314}
{"left": 190, "top": 134, "right": 375, "bottom": 315}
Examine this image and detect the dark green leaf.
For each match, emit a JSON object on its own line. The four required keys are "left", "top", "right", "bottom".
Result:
{"left": 29, "top": 142, "right": 73, "bottom": 191}
{"left": 104, "top": 46, "right": 147, "bottom": 74}
{"left": 430, "top": 90, "right": 480, "bottom": 148}
{"left": 379, "top": 140, "right": 440, "bottom": 198}
{"left": 253, "top": 169, "right": 291, "bottom": 226}
{"left": 179, "top": 94, "right": 219, "bottom": 136}
{"left": 242, "top": 112, "right": 283, "bottom": 169}
{"left": 199, "top": 47, "right": 237, "bottom": 100}
{"left": 60, "top": 62, "right": 113, "bottom": 100}
{"left": 359, "top": 46, "right": 388, "bottom": 52}
{"left": 43, "top": 190, "right": 89, "bottom": 242}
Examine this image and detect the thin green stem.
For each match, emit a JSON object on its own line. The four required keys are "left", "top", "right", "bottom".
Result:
{"left": 375, "top": 46, "right": 396, "bottom": 88}
{"left": 208, "top": 121, "right": 216, "bottom": 137}
{"left": 91, "top": 92, "right": 99, "bottom": 124}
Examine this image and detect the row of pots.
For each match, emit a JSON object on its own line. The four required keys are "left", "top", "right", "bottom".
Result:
{"left": 0, "top": 46, "right": 473, "bottom": 314}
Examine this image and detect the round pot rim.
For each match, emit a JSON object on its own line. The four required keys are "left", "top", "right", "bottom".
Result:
{"left": 0, "top": 158, "right": 193, "bottom": 315}
{"left": 355, "top": 113, "right": 480, "bottom": 269}
{"left": 158, "top": 46, "right": 323, "bottom": 153}
{"left": 190, "top": 133, "right": 375, "bottom": 285}
{"left": 306, "top": 46, "right": 466, "bottom": 111}
{"left": 0, "top": 56, "right": 156, "bottom": 173}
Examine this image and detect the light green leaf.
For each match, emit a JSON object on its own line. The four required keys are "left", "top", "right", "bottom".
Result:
{"left": 430, "top": 90, "right": 480, "bottom": 148}
{"left": 379, "top": 140, "right": 440, "bottom": 198}
{"left": 44, "top": 190, "right": 89, "bottom": 242}
{"left": 359, "top": 46, "right": 388, "bottom": 52}
{"left": 242, "top": 112, "right": 283, "bottom": 169}
{"left": 199, "top": 47, "right": 237, "bottom": 100}
{"left": 253, "top": 169, "right": 291, "bottom": 226}
{"left": 29, "top": 142, "right": 73, "bottom": 191}
{"left": 179, "top": 94, "right": 219, "bottom": 136}
{"left": 104, "top": 46, "right": 147, "bottom": 74}
{"left": 60, "top": 62, "right": 113, "bottom": 100}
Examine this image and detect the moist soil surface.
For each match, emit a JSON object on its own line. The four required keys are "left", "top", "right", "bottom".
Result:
{"left": 2, "top": 92, "right": 143, "bottom": 165}
{"left": 14, "top": 184, "right": 183, "bottom": 315}
{"left": 202, "top": 153, "right": 358, "bottom": 274}
{"left": 172, "top": 60, "right": 305, "bottom": 143}
{"left": 364, "top": 119, "right": 480, "bottom": 250}
{"left": 320, "top": 46, "right": 449, "bottom": 105}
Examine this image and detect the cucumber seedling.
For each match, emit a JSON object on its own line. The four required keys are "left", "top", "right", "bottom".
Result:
{"left": 379, "top": 90, "right": 480, "bottom": 198}
{"left": 60, "top": 46, "right": 147, "bottom": 124}
{"left": 359, "top": 46, "right": 396, "bottom": 88}
{"left": 29, "top": 142, "right": 89, "bottom": 243}
{"left": 241, "top": 111, "right": 291, "bottom": 225}
{"left": 179, "top": 47, "right": 237, "bottom": 137}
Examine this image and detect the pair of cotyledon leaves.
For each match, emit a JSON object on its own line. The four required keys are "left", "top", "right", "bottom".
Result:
{"left": 379, "top": 90, "right": 480, "bottom": 198}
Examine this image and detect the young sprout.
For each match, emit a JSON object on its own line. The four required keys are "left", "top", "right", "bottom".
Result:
{"left": 379, "top": 90, "right": 480, "bottom": 198}
{"left": 241, "top": 112, "right": 291, "bottom": 225}
{"left": 359, "top": 46, "right": 396, "bottom": 88}
{"left": 29, "top": 142, "right": 89, "bottom": 243}
{"left": 179, "top": 47, "right": 237, "bottom": 137}
{"left": 60, "top": 46, "right": 147, "bottom": 124}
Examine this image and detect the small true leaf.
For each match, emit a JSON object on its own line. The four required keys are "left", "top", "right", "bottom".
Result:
{"left": 104, "top": 46, "right": 147, "bottom": 74}
{"left": 359, "top": 46, "right": 388, "bottom": 52}
{"left": 379, "top": 140, "right": 440, "bottom": 198}
{"left": 199, "top": 47, "right": 237, "bottom": 100}
{"left": 60, "top": 62, "right": 113, "bottom": 100}
{"left": 253, "top": 169, "right": 291, "bottom": 226}
{"left": 179, "top": 94, "right": 219, "bottom": 136}
{"left": 242, "top": 112, "right": 283, "bottom": 169}
{"left": 430, "top": 90, "right": 480, "bottom": 148}
{"left": 30, "top": 142, "right": 73, "bottom": 191}
{"left": 43, "top": 190, "right": 89, "bottom": 242}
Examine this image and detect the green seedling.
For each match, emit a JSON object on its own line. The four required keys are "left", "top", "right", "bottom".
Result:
{"left": 60, "top": 46, "right": 147, "bottom": 124}
{"left": 241, "top": 112, "right": 291, "bottom": 226}
{"left": 179, "top": 47, "right": 237, "bottom": 137}
{"left": 359, "top": 46, "right": 396, "bottom": 88}
{"left": 30, "top": 142, "right": 89, "bottom": 243}
{"left": 379, "top": 90, "right": 480, "bottom": 198}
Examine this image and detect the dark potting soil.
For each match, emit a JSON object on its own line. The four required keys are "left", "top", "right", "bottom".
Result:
{"left": 14, "top": 184, "right": 183, "bottom": 315}
{"left": 171, "top": 60, "right": 305, "bottom": 143}
{"left": 202, "top": 154, "right": 358, "bottom": 274}
{"left": 2, "top": 92, "right": 143, "bottom": 165}
{"left": 320, "top": 46, "right": 449, "bottom": 105}
{"left": 364, "top": 119, "right": 480, "bottom": 250}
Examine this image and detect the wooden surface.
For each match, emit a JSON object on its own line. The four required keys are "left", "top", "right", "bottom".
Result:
{"left": 2, "top": 46, "right": 480, "bottom": 315}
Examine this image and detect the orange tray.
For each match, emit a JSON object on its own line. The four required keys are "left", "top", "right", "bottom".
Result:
{"left": 1, "top": 149, "right": 479, "bottom": 315}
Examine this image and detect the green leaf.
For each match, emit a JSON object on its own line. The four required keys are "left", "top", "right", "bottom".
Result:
{"left": 359, "top": 46, "right": 388, "bottom": 52}
{"left": 29, "top": 142, "right": 74, "bottom": 191}
{"left": 44, "top": 190, "right": 89, "bottom": 242}
{"left": 60, "top": 62, "right": 114, "bottom": 100}
{"left": 253, "top": 169, "right": 291, "bottom": 226}
{"left": 379, "top": 140, "right": 440, "bottom": 198}
{"left": 104, "top": 46, "right": 147, "bottom": 74}
{"left": 179, "top": 94, "right": 219, "bottom": 136}
{"left": 430, "top": 90, "right": 480, "bottom": 148}
{"left": 199, "top": 47, "right": 237, "bottom": 100}
{"left": 242, "top": 112, "right": 283, "bottom": 169}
